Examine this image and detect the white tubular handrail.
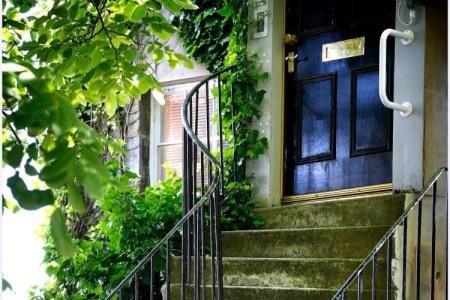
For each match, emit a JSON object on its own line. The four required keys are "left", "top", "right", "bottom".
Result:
{"left": 379, "top": 29, "right": 415, "bottom": 117}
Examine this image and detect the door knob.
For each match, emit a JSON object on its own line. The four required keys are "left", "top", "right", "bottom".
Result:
{"left": 284, "top": 34, "right": 298, "bottom": 46}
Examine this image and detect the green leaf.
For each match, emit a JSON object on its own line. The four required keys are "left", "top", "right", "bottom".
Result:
{"left": 68, "top": 3, "right": 79, "bottom": 19}
{"left": 25, "top": 160, "right": 39, "bottom": 176}
{"left": 161, "top": 0, "right": 182, "bottom": 14}
{"left": 124, "top": 2, "right": 138, "bottom": 18}
{"left": 77, "top": 167, "right": 102, "bottom": 199}
{"left": 67, "top": 181, "right": 86, "bottom": 214}
{"left": 136, "top": 74, "right": 153, "bottom": 93}
{"left": 7, "top": 173, "right": 54, "bottom": 210}
{"left": 2, "top": 278, "right": 12, "bottom": 291}
{"left": 26, "top": 143, "right": 38, "bottom": 160}
{"left": 5, "top": 144, "right": 24, "bottom": 168}
{"left": 105, "top": 90, "right": 117, "bottom": 117}
{"left": 175, "top": 53, "right": 194, "bottom": 69}
{"left": 63, "top": 48, "right": 73, "bottom": 59}
{"left": 39, "top": 149, "right": 76, "bottom": 188}
{"left": 131, "top": 5, "right": 147, "bottom": 22}
{"left": 53, "top": 6, "right": 68, "bottom": 18}
{"left": 217, "top": 5, "right": 233, "bottom": 18}
{"left": 116, "top": 92, "right": 129, "bottom": 106}
{"left": 172, "top": 0, "right": 198, "bottom": 10}
{"left": 50, "top": 208, "right": 75, "bottom": 257}
{"left": 38, "top": 34, "right": 48, "bottom": 44}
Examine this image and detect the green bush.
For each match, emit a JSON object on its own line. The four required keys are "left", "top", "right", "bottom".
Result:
{"left": 30, "top": 170, "right": 182, "bottom": 299}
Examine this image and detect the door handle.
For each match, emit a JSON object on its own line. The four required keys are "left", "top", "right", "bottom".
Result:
{"left": 286, "top": 52, "right": 298, "bottom": 73}
{"left": 379, "top": 29, "right": 414, "bottom": 117}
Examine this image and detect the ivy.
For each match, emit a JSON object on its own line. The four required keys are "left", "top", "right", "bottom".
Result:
{"left": 178, "top": 0, "right": 268, "bottom": 228}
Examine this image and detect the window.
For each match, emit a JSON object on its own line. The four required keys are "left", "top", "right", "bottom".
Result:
{"left": 151, "top": 80, "right": 219, "bottom": 183}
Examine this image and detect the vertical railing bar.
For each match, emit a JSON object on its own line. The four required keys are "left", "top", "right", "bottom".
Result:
{"left": 402, "top": 218, "right": 408, "bottom": 300}
{"left": 217, "top": 73, "right": 224, "bottom": 195}
{"left": 205, "top": 81, "right": 212, "bottom": 188}
{"left": 200, "top": 152, "right": 206, "bottom": 300}
{"left": 386, "top": 236, "right": 392, "bottom": 300}
{"left": 166, "top": 240, "right": 171, "bottom": 300}
{"left": 230, "top": 81, "right": 237, "bottom": 181}
{"left": 181, "top": 130, "right": 188, "bottom": 300}
{"left": 134, "top": 272, "right": 139, "bottom": 300}
{"left": 193, "top": 91, "right": 199, "bottom": 300}
{"left": 357, "top": 272, "right": 363, "bottom": 300}
{"left": 416, "top": 201, "right": 422, "bottom": 299}
{"left": 149, "top": 257, "right": 154, "bottom": 300}
{"left": 431, "top": 182, "right": 437, "bottom": 300}
{"left": 209, "top": 189, "right": 216, "bottom": 300}
{"left": 205, "top": 79, "right": 215, "bottom": 300}
{"left": 187, "top": 99, "right": 193, "bottom": 285}
{"left": 372, "top": 254, "right": 377, "bottom": 300}
{"left": 119, "top": 288, "right": 123, "bottom": 300}
{"left": 213, "top": 188, "right": 224, "bottom": 300}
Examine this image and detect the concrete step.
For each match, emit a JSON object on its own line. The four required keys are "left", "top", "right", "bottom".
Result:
{"left": 222, "top": 226, "right": 390, "bottom": 259}
{"left": 169, "top": 284, "right": 392, "bottom": 300}
{"left": 257, "top": 194, "right": 406, "bottom": 229}
{"left": 170, "top": 257, "right": 389, "bottom": 289}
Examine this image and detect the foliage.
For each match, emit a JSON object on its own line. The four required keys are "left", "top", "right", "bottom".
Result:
{"left": 30, "top": 169, "right": 183, "bottom": 299}
{"left": 3, "top": 0, "right": 196, "bottom": 255}
{"left": 179, "top": 0, "right": 268, "bottom": 228}
{"left": 2, "top": 278, "right": 12, "bottom": 292}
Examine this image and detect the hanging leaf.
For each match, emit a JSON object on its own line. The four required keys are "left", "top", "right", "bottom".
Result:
{"left": 7, "top": 173, "right": 54, "bottom": 210}
{"left": 5, "top": 144, "right": 24, "bottom": 168}
{"left": 131, "top": 5, "right": 147, "bottom": 22}
{"left": 67, "top": 181, "right": 86, "bottom": 214}
{"left": 105, "top": 90, "right": 117, "bottom": 117}
{"left": 50, "top": 208, "right": 75, "bottom": 257}
{"left": 2, "top": 278, "right": 12, "bottom": 291}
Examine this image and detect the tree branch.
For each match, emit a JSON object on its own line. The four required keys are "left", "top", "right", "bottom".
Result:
{"left": 2, "top": 111, "right": 23, "bottom": 145}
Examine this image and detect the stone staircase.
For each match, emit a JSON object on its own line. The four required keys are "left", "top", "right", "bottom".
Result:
{"left": 171, "top": 193, "right": 406, "bottom": 299}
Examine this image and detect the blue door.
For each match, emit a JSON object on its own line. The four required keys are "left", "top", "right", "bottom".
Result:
{"left": 284, "top": 0, "right": 395, "bottom": 196}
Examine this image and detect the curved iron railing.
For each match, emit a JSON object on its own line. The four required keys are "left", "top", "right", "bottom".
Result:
{"left": 332, "top": 167, "right": 448, "bottom": 300}
{"left": 105, "top": 67, "right": 235, "bottom": 300}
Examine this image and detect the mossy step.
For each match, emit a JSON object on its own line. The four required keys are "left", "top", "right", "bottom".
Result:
{"left": 168, "top": 284, "right": 392, "bottom": 300}
{"left": 170, "top": 257, "right": 390, "bottom": 289}
{"left": 257, "top": 194, "right": 406, "bottom": 229}
{"left": 222, "top": 226, "right": 390, "bottom": 258}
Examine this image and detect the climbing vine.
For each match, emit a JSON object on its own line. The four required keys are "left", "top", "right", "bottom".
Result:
{"left": 178, "top": 0, "right": 268, "bottom": 228}
{"left": 179, "top": 0, "right": 268, "bottom": 177}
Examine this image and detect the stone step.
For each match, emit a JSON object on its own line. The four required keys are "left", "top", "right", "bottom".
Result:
{"left": 222, "top": 226, "right": 390, "bottom": 258}
{"left": 169, "top": 284, "right": 392, "bottom": 300}
{"left": 257, "top": 194, "right": 406, "bottom": 229}
{"left": 170, "top": 257, "right": 389, "bottom": 289}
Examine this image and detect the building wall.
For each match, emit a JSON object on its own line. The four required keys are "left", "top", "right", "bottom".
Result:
{"left": 392, "top": 0, "right": 427, "bottom": 191}
{"left": 247, "top": 0, "right": 284, "bottom": 207}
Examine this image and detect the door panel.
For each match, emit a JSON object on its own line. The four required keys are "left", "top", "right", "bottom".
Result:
{"left": 284, "top": 0, "right": 395, "bottom": 196}
{"left": 297, "top": 73, "right": 337, "bottom": 163}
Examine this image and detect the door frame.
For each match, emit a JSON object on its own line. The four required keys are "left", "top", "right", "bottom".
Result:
{"left": 280, "top": 0, "right": 394, "bottom": 203}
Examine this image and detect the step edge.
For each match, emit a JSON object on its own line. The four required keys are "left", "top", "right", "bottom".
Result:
{"left": 223, "top": 225, "right": 392, "bottom": 234}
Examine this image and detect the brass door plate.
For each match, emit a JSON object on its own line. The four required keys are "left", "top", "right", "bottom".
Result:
{"left": 322, "top": 37, "right": 365, "bottom": 62}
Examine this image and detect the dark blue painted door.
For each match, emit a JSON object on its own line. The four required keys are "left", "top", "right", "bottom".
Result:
{"left": 284, "top": 0, "right": 395, "bottom": 195}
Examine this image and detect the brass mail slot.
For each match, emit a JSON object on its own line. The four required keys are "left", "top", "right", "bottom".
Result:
{"left": 322, "top": 37, "right": 365, "bottom": 62}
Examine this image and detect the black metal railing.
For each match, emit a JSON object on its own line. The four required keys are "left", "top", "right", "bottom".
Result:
{"left": 332, "top": 167, "right": 448, "bottom": 300}
{"left": 105, "top": 67, "right": 235, "bottom": 300}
